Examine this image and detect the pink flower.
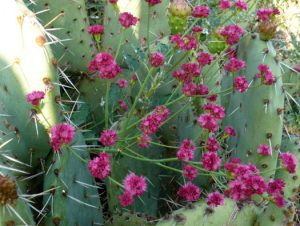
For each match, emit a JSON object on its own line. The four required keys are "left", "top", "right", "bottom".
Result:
{"left": 257, "top": 8, "right": 274, "bottom": 21}
{"left": 177, "top": 183, "right": 201, "bottom": 202}
{"left": 177, "top": 139, "right": 196, "bottom": 161}
{"left": 202, "top": 152, "right": 221, "bottom": 171}
{"left": 154, "top": 105, "right": 170, "bottom": 120}
{"left": 150, "top": 52, "right": 165, "bottom": 67}
{"left": 280, "top": 153, "right": 297, "bottom": 174}
{"left": 198, "top": 114, "right": 219, "bottom": 132}
{"left": 234, "top": 76, "right": 248, "bottom": 93}
{"left": 137, "top": 134, "right": 152, "bottom": 149}
{"left": 88, "top": 24, "right": 105, "bottom": 35}
{"left": 182, "top": 82, "right": 197, "bottom": 96}
{"left": 182, "top": 63, "right": 201, "bottom": 77}
{"left": 145, "top": 0, "right": 162, "bottom": 6}
{"left": 220, "top": 25, "right": 245, "bottom": 45}
{"left": 118, "top": 12, "right": 138, "bottom": 28}
{"left": 183, "top": 164, "right": 198, "bottom": 181}
{"left": 197, "top": 52, "right": 213, "bottom": 66}
{"left": 109, "top": 0, "right": 118, "bottom": 3}
{"left": 234, "top": 0, "right": 247, "bottom": 11}
{"left": 119, "top": 191, "right": 134, "bottom": 207}
{"left": 203, "top": 103, "right": 225, "bottom": 120}
{"left": 274, "top": 194, "right": 285, "bottom": 208}
{"left": 88, "top": 52, "right": 121, "bottom": 80}
{"left": 197, "top": 84, "right": 209, "bottom": 96}
{"left": 224, "top": 127, "right": 237, "bottom": 136}
{"left": 257, "top": 64, "right": 276, "bottom": 85}
{"left": 207, "top": 192, "right": 225, "bottom": 207}
{"left": 207, "top": 95, "right": 218, "bottom": 102}
{"left": 192, "top": 26, "right": 203, "bottom": 33}
{"left": 99, "top": 130, "right": 118, "bottom": 147}
{"left": 118, "top": 100, "right": 128, "bottom": 111}
{"left": 26, "top": 91, "right": 45, "bottom": 106}
{"left": 267, "top": 179, "right": 285, "bottom": 196}
{"left": 224, "top": 58, "right": 246, "bottom": 73}
{"left": 219, "top": 0, "right": 232, "bottom": 11}
{"left": 193, "top": 5, "right": 210, "bottom": 18}
{"left": 88, "top": 153, "right": 111, "bottom": 179}
{"left": 50, "top": 123, "right": 75, "bottom": 151}
{"left": 206, "top": 136, "right": 219, "bottom": 152}
{"left": 257, "top": 144, "right": 272, "bottom": 156}
{"left": 116, "top": 79, "right": 128, "bottom": 88}
{"left": 140, "top": 107, "right": 168, "bottom": 135}
{"left": 170, "top": 34, "right": 197, "bottom": 51}
{"left": 124, "top": 173, "right": 147, "bottom": 196}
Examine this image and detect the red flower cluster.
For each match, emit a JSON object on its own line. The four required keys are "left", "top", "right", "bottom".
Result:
{"left": 170, "top": 34, "right": 197, "bottom": 51}
{"left": 118, "top": 12, "right": 139, "bottom": 28}
{"left": 220, "top": 24, "right": 245, "bottom": 45}
{"left": 257, "top": 64, "right": 276, "bottom": 85}
{"left": 99, "top": 129, "right": 118, "bottom": 147}
{"left": 177, "top": 139, "right": 196, "bottom": 161}
{"left": 50, "top": 123, "right": 75, "bottom": 151}
{"left": 88, "top": 153, "right": 111, "bottom": 179}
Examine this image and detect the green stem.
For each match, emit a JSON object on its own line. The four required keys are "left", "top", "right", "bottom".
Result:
{"left": 115, "top": 28, "right": 125, "bottom": 59}
{"left": 105, "top": 81, "right": 111, "bottom": 128}
{"left": 108, "top": 176, "right": 124, "bottom": 188}
{"left": 147, "top": 4, "right": 151, "bottom": 55}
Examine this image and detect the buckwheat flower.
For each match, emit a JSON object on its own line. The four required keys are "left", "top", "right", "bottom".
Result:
{"left": 196, "top": 84, "right": 209, "bottom": 96}
{"left": 198, "top": 114, "right": 219, "bottom": 132}
{"left": 182, "top": 82, "right": 197, "bottom": 96}
{"left": 118, "top": 12, "right": 138, "bottom": 28}
{"left": 207, "top": 192, "right": 225, "bottom": 208}
{"left": 124, "top": 173, "right": 147, "bottom": 196}
{"left": 145, "top": 0, "right": 162, "bottom": 6}
{"left": 257, "top": 144, "right": 272, "bottom": 156}
{"left": 280, "top": 153, "right": 297, "bottom": 174}
{"left": 88, "top": 24, "right": 105, "bottom": 35}
{"left": 257, "top": 8, "right": 274, "bottom": 21}
{"left": 109, "top": 0, "right": 118, "bottom": 3}
{"left": 202, "top": 152, "right": 221, "bottom": 171}
{"left": 117, "top": 79, "right": 128, "bottom": 88}
{"left": 192, "top": 26, "right": 203, "bottom": 33}
{"left": 224, "top": 126, "right": 237, "bottom": 137}
{"left": 234, "top": 0, "right": 248, "bottom": 11}
{"left": 224, "top": 58, "right": 246, "bottom": 73}
{"left": 197, "top": 52, "right": 213, "bottom": 66}
{"left": 150, "top": 52, "right": 165, "bottom": 67}
{"left": 257, "top": 64, "right": 276, "bottom": 85}
{"left": 219, "top": 0, "right": 232, "bottom": 11}
{"left": 154, "top": 105, "right": 170, "bottom": 121}
{"left": 88, "top": 153, "right": 111, "bottom": 179}
{"left": 99, "top": 129, "right": 118, "bottom": 147}
{"left": 206, "top": 136, "right": 219, "bottom": 152}
{"left": 26, "top": 91, "right": 45, "bottom": 106}
{"left": 220, "top": 24, "right": 245, "bottom": 45}
{"left": 177, "top": 139, "right": 196, "bottom": 161}
{"left": 50, "top": 123, "right": 75, "bottom": 151}
{"left": 203, "top": 103, "right": 225, "bottom": 120}
{"left": 183, "top": 164, "right": 198, "bottom": 181}
{"left": 193, "top": 5, "right": 210, "bottom": 18}
{"left": 274, "top": 194, "right": 285, "bottom": 208}
{"left": 119, "top": 191, "right": 134, "bottom": 207}
{"left": 137, "top": 134, "right": 152, "bottom": 149}
{"left": 267, "top": 179, "right": 285, "bottom": 196}
{"left": 207, "top": 95, "right": 218, "bottom": 102}
{"left": 170, "top": 34, "right": 197, "bottom": 51}
{"left": 177, "top": 183, "right": 201, "bottom": 202}
{"left": 118, "top": 100, "right": 128, "bottom": 111}
{"left": 234, "top": 76, "right": 248, "bottom": 93}
{"left": 182, "top": 63, "right": 202, "bottom": 77}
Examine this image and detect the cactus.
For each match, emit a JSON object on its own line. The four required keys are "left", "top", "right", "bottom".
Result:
{"left": 28, "top": 0, "right": 96, "bottom": 73}
{"left": 222, "top": 33, "right": 285, "bottom": 178}
{"left": 107, "top": 212, "right": 155, "bottom": 226}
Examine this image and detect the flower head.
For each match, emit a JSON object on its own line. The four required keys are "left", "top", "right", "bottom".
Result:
{"left": 88, "top": 24, "right": 105, "bottom": 35}
{"left": 145, "top": 0, "right": 162, "bottom": 6}
{"left": 99, "top": 130, "right": 118, "bottom": 147}
{"left": 150, "top": 52, "right": 165, "bottom": 67}
{"left": 280, "top": 153, "right": 297, "bottom": 174}
{"left": 234, "top": 0, "right": 248, "bottom": 11}
{"left": 183, "top": 164, "right": 198, "bottom": 181}
{"left": 202, "top": 152, "right": 221, "bottom": 171}
{"left": 193, "top": 5, "right": 210, "bottom": 18}
{"left": 137, "top": 134, "right": 152, "bottom": 149}
{"left": 88, "top": 153, "right": 111, "bottom": 179}
{"left": 220, "top": 25, "right": 245, "bottom": 45}
{"left": 198, "top": 114, "right": 219, "bottom": 132}
{"left": 197, "top": 52, "right": 213, "bottom": 66}
{"left": 224, "top": 58, "right": 246, "bottom": 73}
{"left": 50, "top": 123, "right": 75, "bottom": 151}
{"left": 177, "top": 183, "right": 201, "bottom": 202}
{"left": 119, "top": 192, "right": 134, "bottom": 207}
{"left": 219, "top": 0, "right": 232, "bottom": 11}
{"left": 234, "top": 76, "right": 248, "bottom": 93}
{"left": 207, "top": 191, "right": 225, "bottom": 207}
{"left": 119, "top": 12, "right": 138, "bottom": 28}
{"left": 26, "top": 91, "right": 45, "bottom": 106}
{"left": 257, "top": 144, "right": 272, "bottom": 156}
{"left": 177, "top": 139, "right": 196, "bottom": 161}
{"left": 124, "top": 173, "right": 147, "bottom": 196}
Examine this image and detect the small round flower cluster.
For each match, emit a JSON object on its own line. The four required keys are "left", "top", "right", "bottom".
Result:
{"left": 233, "top": 76, "right": 249, "bottom": 93}
{"left": 234, "top": 0, "right": 248, "bottom": 11}
{"left": 50, "top": 123, "right": 75, "bottom": 151}
{"left": 118, "top": 12, "right": 139, "bottom": 28}
{"left": 207, "top": 191, "right": 225, "bottom": 208}
{"left": 99, "top": 129, "right": 118, "bottom": 147}
{"left": 193, "top": 5, "right": 210, "bottom": 18}
{"left": 219, "top": 0, "right": 231, "bottom": 11}
{"left": 280, "top": 153, "right": 297, "bottom": 174}
{"left": 170, "top": 34, "right": 197, "bottom": 51}
{"left": 116, "top": 79, "right": 128, "bottom": 88}
{"left": 177, "top": 182, "right": 201, "bottom": 202}
{"left": 145, "top": 0, "right": 161, "bottom": 6}
{"left": 108, "top": 0, "right": 118, "bottom": 3}
{"left": 257, "top": 7, "right": 280, "bottom": 22}
{"left": 198, "top": 103, "right": 225, "bottom": 132}
{"left": 119, "top": 173, "right": 147, "bottom": 207}
{"left": 88, "top": 24, "right": 105, "bottom": 35}
{"left": 267, "top": 178, "right": 285, "bottom": 207}
{"left": 257, "top": 144, "right": 272, "bottom": 156}
{"left": 224, "top": 57, "right": 246, "bottom": 73}
{"left": 26, "top": 91, "right": 45, "bottom": 106}
{"left": 150, "top": 52, "right": 165, "bottom": 67}
{"left": 220, "top": 24, "right": 245, "bottom": 45}
{"left": 197, "top": 52, "right": 213, "bottom": 66}
{"left": 118, "top": 100, "right": 128, "bottom": 111}
{"left": 256, "top": 64, "right": 276, "bottom": 85}
{"left": 88, "top": 52, "right": 121, "bottom": 80}
{"left": 183, "top": 164, "right": 198, "bottom": 181}
{"left": 140, "top": 105, "right": 170, "bottom": 135}
{"left": 172, "top": 62, "right": 201, "bottom": 82}
{"left": 177, "top": 139, "right": 196, "bottom": 161}
{"left": 224, "top": 126, "right": 237, "bottom": 137}
{"left": 202, "top": 151, "right": 221, "bottom": 171}
{"left": 88, "top": 152, "right": 111, "bottom": 179}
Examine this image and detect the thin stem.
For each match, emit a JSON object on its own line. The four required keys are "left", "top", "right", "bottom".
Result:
{"left": 115, "top": 28, "right": 125, "bottom": 59}
{"left": 147, "top": 5, "right": 151, "bottom": 55}
{"left": 105, "top": 81, "right": 111, "bottom": 128}
{"left": 108, "top": 176, "right": 124, "bottom": 188}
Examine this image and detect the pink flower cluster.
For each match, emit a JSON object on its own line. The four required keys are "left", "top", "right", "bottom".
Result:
{"left": 234, "top": 75, "right": 249, "bottom": 93}
{"left": 88, "top": 24, "right": 105, "bottom": 35}
{"left": 137, "top": 133, "right": 152, "bottom": 149}
{"left": 177, "top": 139, "right": 196, "bottom": 161}
{"left": 170, "top": 34, "right": 197, "bottom": 51}
{"left": 50, "top": 123, "right": 75, "bottom": 151}
{"left": 183, "top": 164, "right": 198, "bottom": 181}
{"left": 118, "top": 12, "right": 138, "bottom": 28}
{"left": 257, "top": 144, "right": 272, "bottom": 156}
{"left": 197, "top": 52, "right": 213, "bottom": 66}
{"left": 108, "top": 0, "right": 118, "bottom": 3}
{"left": 150, "top": 52, "right": 165, "bottom": 67}
{"left": 220, "top": 24, "right": 245, "bottom": 45}
{"left": 202, "top": 152, "right": 221, "bottom": 171}
{"left": 177, "top": 182, "right": 201, "bottom": 202}
{"left": 88, "top": 52, "right": 121, "bottom": 80}
{"left": 193, "top": 5, "right": 210, "bottom": 18}
{"left": 99, "top": 129, "right": 118, "bottom": 147}
{"left": 219, "top": 0, "right": 231, "bottom": 11}
{"left": 145, "top": 0, "right": 161, "bottom": 6}
{"left": 119, "top": 173, "right": 147, "bottom": 207}
{"left": 267, "top": 179, "right": 286, "bottom": 207}
{"left": 207, "top": 191, "right": 225, "bottom": 208}
{"left": 26, "top": 91, "right": 45, "bottom": 106}
{"left": 140, "top": 105, "right": 170, "bottom": 135}
{"left": 256, "top": 64, "right": 276, "bottom": 85}
{"left": 118, "top": 100, "right": 128, "bottom": 111}
{"left": 198, "top": 103, "right": 225, "bottom": 132}
{"left": 224, "top": 57, "right": 246, "bottom": 73}
{"left": 234, "top": 0, "right": 247, "bottom": 11}
{"left": 257, "top": 7, "right": 280, "bottom": 22}
{"left": 88, "top": 153, "right": 111, "bottom": 179}
{"left": 224, "top": 126, "right": 237, "bottom": 136}
{"left": 280, "top": 153, "right": 297, "bottom": 174}
{"left": 116, "top": 79, "right": 128, "bottom": 88}
{"left": 206, "top": 136, "right": 219, "bottom": 152}
{"left": 172, "top": 62, "right": 201, "bottom": 82}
